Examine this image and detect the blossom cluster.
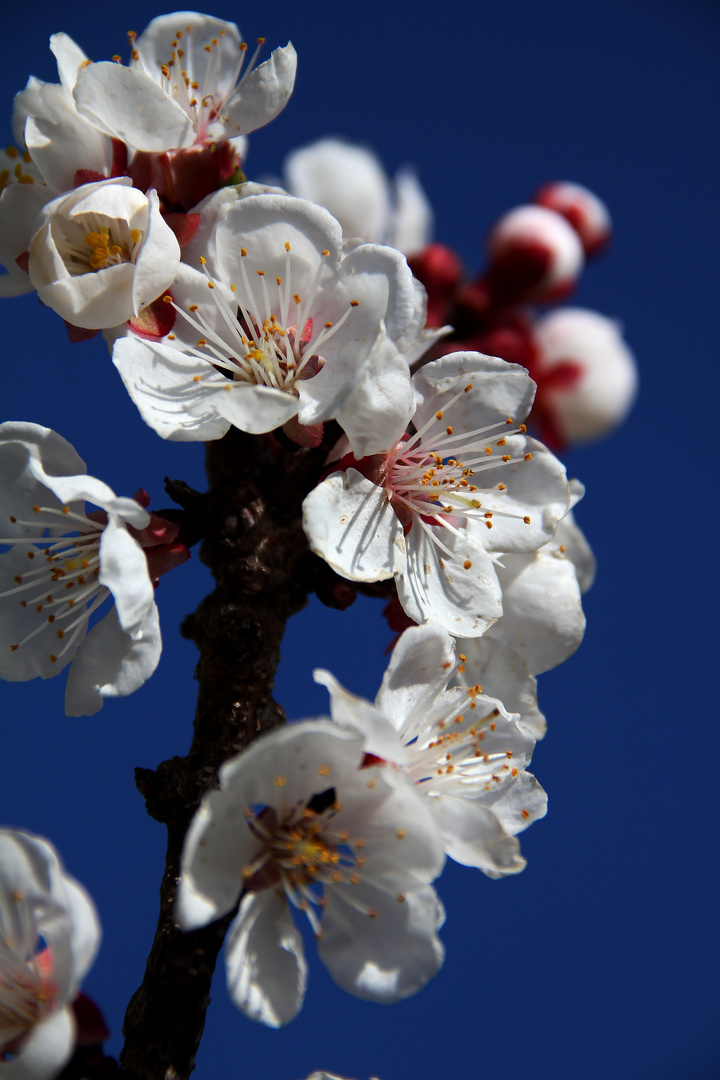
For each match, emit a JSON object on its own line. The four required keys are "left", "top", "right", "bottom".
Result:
{"left": 0, "top": 9, "right": 634, "bottom": 1073}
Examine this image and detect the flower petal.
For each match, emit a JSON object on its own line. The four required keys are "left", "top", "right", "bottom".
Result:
{"left": 223, "top": 44, "right": 298, "bottom": 136}
{"left": 224, "top": 891, "right": 307, "bottom": 1028}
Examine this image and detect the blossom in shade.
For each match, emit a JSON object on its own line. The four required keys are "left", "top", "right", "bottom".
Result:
{"left": 316, "top": 624, "right": 546, "bottom": 877}
{"left": 455, "top": 480, "right": 592, "bottom": 739}
{"left": 72, "top": 14, "right": 297, "bottom": 153}
{"left": 303, "top": 352, "right": 570, "bottom": 637}
{"left": 0, "top": 828, "right": 100, "bottom": 1078}
{"left": 532, "top": 307, "right": 638, "bottom": 444}
{"left": 27, "top": 177, "right": 180, "bottom": 330}
{"left": 177, "top": 720, "right": 445, "bottom": 1026}
{"left": 0, "top": 423, "right": 187, "bottom": 716}
{"left": 284, "top": 137, "right": 432, "bottom": 256}
{"left": 112, "top": 193, "right": 428, "bottom": 453}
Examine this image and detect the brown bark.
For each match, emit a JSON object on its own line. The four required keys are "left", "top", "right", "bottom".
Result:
{"left": 116, "top": 428, "right": 333, "bottom": 1079}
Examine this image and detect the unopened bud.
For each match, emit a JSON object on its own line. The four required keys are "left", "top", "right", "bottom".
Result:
{"left": 534, "top": 181, "right": 612, "bottom": 256}
{"left": 533, "top": 307, "right": 638, "bottom": 443}
{"left": 486, "top": 204, "right": 584, "bottom": 304}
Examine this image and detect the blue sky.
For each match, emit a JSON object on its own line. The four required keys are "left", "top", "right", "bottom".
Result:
{"left": 1, "top": 1, "right": 719, "bottom": 1078}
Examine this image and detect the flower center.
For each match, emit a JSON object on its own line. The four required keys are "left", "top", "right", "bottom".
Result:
{"left": 170, "top": 248, "right": 359, "bottom": 399}
{"left": 55, "top": 215, "right": 142, "bottom": 277}
{"left": 127, "top": 24, "right": 266, "bottom": 143}
{"left": 0, "top": 891, "right": 57, "bottom": 1056}
{"left": 241, "top": 792, "right": 378, "bottom": 934}
{"left": 1, "top": 504, "right": 108, "bottom": 665}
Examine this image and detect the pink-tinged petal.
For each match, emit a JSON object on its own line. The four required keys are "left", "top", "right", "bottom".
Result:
{"left": 0, "top": 1007, "right": 75, "bottom": 1080}
{"left": 111, "top": 336, "right": 230, "bottom": 442}
{"left": 302, "top": 470, "right": 402, "bottom": 583}
{"left": 223, "top": 44, "right": 298, "bottom": 136}
{"left": 64, "top": 604, "right": 161, "bottom": 717}
{"left": 431, "top": 796, "right": 526, "bottom": 877}
{"left": 319, "top": 882, "right": 444, "bottom": 1003}
{"left": 397, "top": 523, "right": 502, "bottom": 637}
{"left": 224, "top": 891, "right": 307, "bottom": 1028}
{"left": 73, "top": 63, "right": 194, "bottom": 150}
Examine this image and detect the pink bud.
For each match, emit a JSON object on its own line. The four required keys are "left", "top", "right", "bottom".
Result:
{"left": 534, "top": 182, "right": 612, "bottom": 256}
{"left": 487, "top": 205, "right": 584, "bottom": 303}
{"left": 532, "top": 308, "right": 638, "bottom": 444}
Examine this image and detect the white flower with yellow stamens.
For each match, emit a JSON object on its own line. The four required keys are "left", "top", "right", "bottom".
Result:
{"left": 112, "top": 194, "right": 420, "bottom": 451}
{"left": 0, "top": 423, "right": 162, "bottom": 717}
{"left": 72, "top": 13, "right": 296, "bottom": 152}
{"left": 177, "top": 720, "right": 445, "bottom": 1027}
{"left": 303, "top": 352, "right": 571, "bottom": 637}
{"left": 27, "top": 177, "right": 180, "bottom": 330}
{"left": 316, "top": 624, "right": 546, "bottom": 878}
{"left": 0, "top": 827, "right": 100, "bottom": 1079}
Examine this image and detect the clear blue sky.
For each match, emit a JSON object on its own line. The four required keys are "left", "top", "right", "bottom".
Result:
{"left": 2, "top": 1, "right": 718, "bottom": 1077}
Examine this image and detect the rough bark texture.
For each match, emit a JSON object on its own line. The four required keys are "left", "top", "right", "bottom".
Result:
{"left": 116, "top": 428, "right": 337, "bottom": 1079}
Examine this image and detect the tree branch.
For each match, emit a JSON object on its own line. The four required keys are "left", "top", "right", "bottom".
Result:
{"left": 118, "top": 428, "right": 331, "bottom": 1079}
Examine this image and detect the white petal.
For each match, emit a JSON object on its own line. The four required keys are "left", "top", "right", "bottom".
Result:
{"left": 391, "top": 169, "right": 433, "bottom": 256}
{"left": 203, "top": 384, "right": 300, "bottom": 435}
{"left": 412, "top": 351, "right": 536, "bottom": 436}
{"left": 375, "top": 624, "right": 456, "bottom": 726}
{"left": 299, "top": 328, "right": 413, "bottom": 456}
{"left": 73, "top": 63, "right": 194, "bottom": 150}
{"left": 131, "top": 191, "right": 181, "bottom": 314}
{"left": 319, "top": 882, "right": 444, "bottom": 1002}
{"left": 0, "top": 1007, "right": 75, "bottom": 1080}
{"left": 0, "top": 422, "right": 85, "bottom": 536}
{"left": 431, "top": 795, "right": 526, "bottom": 876}
{"left": 49, "top": 33, "right": 90, "bottom": 95}
{"left": 302, "top": 470, "right": 402, "bottom": 583}
{"left": 397, "top": 524, "right": 502, "bottom": 637}
{"left": 223, "top": 44, "right": 298, "bottom": 136}
{"left": 97, "top": 518, "right": 153, "bottom": 635}
{"left": 225, "top": 891, "right": 307, "bottom": 1027}
{"left": 112, "top": 335, "right": 231, "bottom": 442}
{"left": 64, "top": 604, "right": 161, "bottom": 717}
{"left": 284, "top": 138, "right": 391, "bottom": 243}
{"left": 314, "top": 669, "right": 409, "bottom": 766}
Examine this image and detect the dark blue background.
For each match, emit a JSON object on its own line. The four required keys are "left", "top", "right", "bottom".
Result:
{"left": 2, "top": 2, "right": 718, "bottom": 1078}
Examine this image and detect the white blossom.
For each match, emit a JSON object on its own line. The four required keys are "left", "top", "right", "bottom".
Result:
{"left": 177, "top": 720, "right": 445, "bottom": 1026}
{"left": 284, "top": 137, "right": 432, "bottom": 256}
{"left": 0, "top": 423, "right": 167, "bottom": 716}
{"left": 303, "top": 352, "right": 570, "bottom": 637}
{"left": 316, "top": 624, "right": 546, "bottom": 877}
{"left": 0, "top": 828, "right": 100, "bottom": 1079}
{"left": 27, "top": 178, "right": 180, "bottom": 330}
{"left": 72, "top": 14, "right": 296, "bottom": 152}
{"left": 112, "top": 193, "right": 425, "bottom": 452}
